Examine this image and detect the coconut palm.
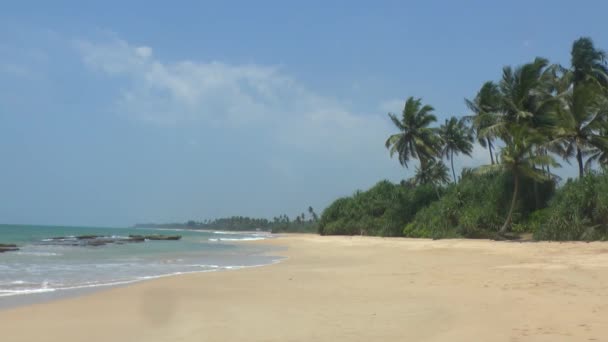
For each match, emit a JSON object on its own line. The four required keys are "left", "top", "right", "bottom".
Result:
{"left": 385, "top": 97, "right": 440, "bottom": 170}
{"left": 544, "top": 38, "right": 608, "bottom": 177}
{"left": 438, "top": 116, "right": 474, "bottom": 182}
{"left": 479, "top": 58, "right": 558, "bottom": 180}
{"left": 552, "top": 81, "right": 608, "bottom": 177}
{"left": 465, "top": 81, "right": 501, "bottom": 164}
{"left": 571, "top": 37, "right": 608, "bottom": 88}
{"left": 413, "top": 158, "right": 450, "bottom": 199}
{"left": 476, "top": 126, "right": 559, "bottom": 234}
{"left": 413, "top": 159, "right": 450, "bottom": 185}
{"left": 489, "top": 59, "right": 564, "bottom": 226}
{"left": 497, "top": 57, "right": 557, "bottom": 134}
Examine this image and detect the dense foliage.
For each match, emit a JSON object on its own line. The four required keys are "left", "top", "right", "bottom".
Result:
{"left": 318, "top": 180, "right": 437, "bottom": 236}
{"left": 534, "top": 171, "right": 608, "bottom": 241}
{"left": 404, "top": 171, "right": 554, "bottom": 239}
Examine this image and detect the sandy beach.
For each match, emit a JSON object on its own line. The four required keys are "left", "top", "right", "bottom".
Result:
{"left": 1, "top": 234, "right": 608, "bottom": 341}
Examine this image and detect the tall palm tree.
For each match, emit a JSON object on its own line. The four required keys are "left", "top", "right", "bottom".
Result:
{"left": 474, "top": 57, "right": 563, "bottom": 234}
{"left": 545, "top": 38, "right": 608, "bottom": 177}
{"left": 385, "top": 97, "right": 440, "bottom": 170}
{"left": 465, "top": 81, "right": 501, "bottom": 164}
{"left": 438, "top": 117, "right": 474, "bottom": 182}
{"left": 552, "top": 81, "right": 608, "bottom": 177}
{"left": 476, "top": 127, "right": 559, "bottom": 234}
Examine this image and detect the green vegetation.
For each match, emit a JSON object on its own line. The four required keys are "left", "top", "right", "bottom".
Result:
{"left": 134, "top": 207, "right": 319, "bottom": 234}
{"left": 404, "top": 170, "right": 554, "bottom": 239}
{"left": 320, "top": 37, "right": 608, "bottom": 241}
{"left": 535, "top": 172, "right": 608, "bottom": 241}
{"left": 318, "top": 180, "right": 437, "bottom": 236}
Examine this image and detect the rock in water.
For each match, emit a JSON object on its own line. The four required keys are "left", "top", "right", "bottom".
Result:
{"left": 129, "top": 234, "right": 182, "bottom": 241}
{"left": 0, "top": 243, "right": 19, "bottom": 253}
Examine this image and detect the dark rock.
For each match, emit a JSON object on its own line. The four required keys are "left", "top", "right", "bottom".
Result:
{"left": 127, "top": 235, "right": 146, "bottom": 242}
{"left": 0, "top": 243, "right": 19, "bottom": 253}
{"left": 86, "top": 240, "right": 108, "bottom": 247}
{"left": 129, "top": 234, "right": 181, "bottom": 241}
{"left": 35, "top": 233, "right": 180, "bottom": 249}
{"left": 76, "top": 235, "right": 102, "bottom": 240}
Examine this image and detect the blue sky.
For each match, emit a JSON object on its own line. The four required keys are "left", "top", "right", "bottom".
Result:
{"left": 1, "top": 1, "right": 607, "bottom": 227}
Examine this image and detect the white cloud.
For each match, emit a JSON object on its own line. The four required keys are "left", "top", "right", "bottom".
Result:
{"left": 76, "top": 38, "right": 400, "bottom": 164}
{"left": 77, "top": 38, "right": 336, "bottom": 126}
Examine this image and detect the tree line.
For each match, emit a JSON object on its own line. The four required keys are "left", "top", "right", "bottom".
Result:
{"left": 320, "top": 37, "right": 608, "bottom": 240}
{"left": 134, "top": 207, "right": 319, "bottom": 233}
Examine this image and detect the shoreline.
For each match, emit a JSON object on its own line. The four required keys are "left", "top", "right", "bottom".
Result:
{"left": 2, "top": 234, "right": 608, "bottom": 341}
{"left": 0, "top": 237, "right": 285, "bottom": 311}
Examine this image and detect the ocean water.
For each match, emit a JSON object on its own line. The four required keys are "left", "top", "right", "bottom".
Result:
{"left": 0, "top": 224, "right": 280, "bottom": 303}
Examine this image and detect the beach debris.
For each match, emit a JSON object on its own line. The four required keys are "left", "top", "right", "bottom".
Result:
{"left": 0, "top": 243, "right": 20, "bottom": 253}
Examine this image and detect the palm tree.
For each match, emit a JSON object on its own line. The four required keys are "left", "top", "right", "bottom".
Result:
{"left": 552, "top": 81, "right": 608, "bottom": 177}
{"left": 438, "top": 117, "right": 474, "bottom": 182}
{"left": 497, "top": 57, "right": 557, "bottom": 135}
{"left": 307, "top": 206, "right": 318, "bottom": 222}
{"left": 465, "top": 81, "right": 501, "bottom": 164}
{"left": 476, "top": 127, "right": 559, "bottom": 234}
{"left": 539, "top": 38, "right": 608, "bottom": 177}
{"left": 479, "top": 58, "right": 558, "bottom": 175}
{"left": 413, "top": 159, "right": 450, "bottom": 198}
{"left": 385, "top": 97, "right": 440, "bottom": 170}
{"left": 473, "top": 57, "right": 564, "bottom": 234}
{"left": 571, "top": 37, "right": 608, "bottom": 88}
{"left": 479, "top": 58, "right": 559, "bottom": 174}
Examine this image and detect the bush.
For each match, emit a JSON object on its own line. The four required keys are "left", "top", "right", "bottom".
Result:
{"left": 319, "top": 171, "right": 556, "bottom": 239}
{"left": 318, "top": 180, "right": 438, "bottom": 237}
{"left": 534, "top": 172, "right": 608, "bottom": 241}
{"left": 405, "top": 170, "right": 555, "bottom": 239}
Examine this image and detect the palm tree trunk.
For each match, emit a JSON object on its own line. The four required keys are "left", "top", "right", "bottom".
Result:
{"left": 500, "top": 175, "right": 519, "bottom": 234}
{"left": 487, "top": 138, "right": 495, "bottom": 165}
{"left": 450, "top": 150, "right": 456, "bottom": 183}
{"left": 576, "top": 146, "right": 584, "bottom": 178}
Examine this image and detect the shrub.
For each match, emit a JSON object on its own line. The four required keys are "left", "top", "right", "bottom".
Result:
{"left": 318, "top": 180, "right": 438, "bottom": 236}
{"left": 534, "top": 172, "right": 608, "bottom": 241}
{"left": 405, "top": 170, "right": 555, "bottom": 239}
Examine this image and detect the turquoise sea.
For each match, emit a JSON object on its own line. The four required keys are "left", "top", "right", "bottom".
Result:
{"left": 0, "top": 224, "right": 279, "bottom": 302}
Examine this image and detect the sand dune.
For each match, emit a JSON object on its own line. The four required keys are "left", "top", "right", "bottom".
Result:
{"left": 1, "top": 234, "right": 608, "bottom": 341}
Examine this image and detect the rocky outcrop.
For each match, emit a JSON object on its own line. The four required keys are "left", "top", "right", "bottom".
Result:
{"left": 43, "top": 235, "right": 146, "bottom": 247}
{"left": 0, "top": 243, "right": 19, "bottom": 253}
{"left": 76, "top": 235, "right": 101, "bottom": 240}
{"left": 40, "top": 234, "right": 181, "bottom": 247}
{"left": 126, "top": 235, "right": 146, "bottom": 242}
{"left": 129, "top": 235, "right": 182, "bottom": 241}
